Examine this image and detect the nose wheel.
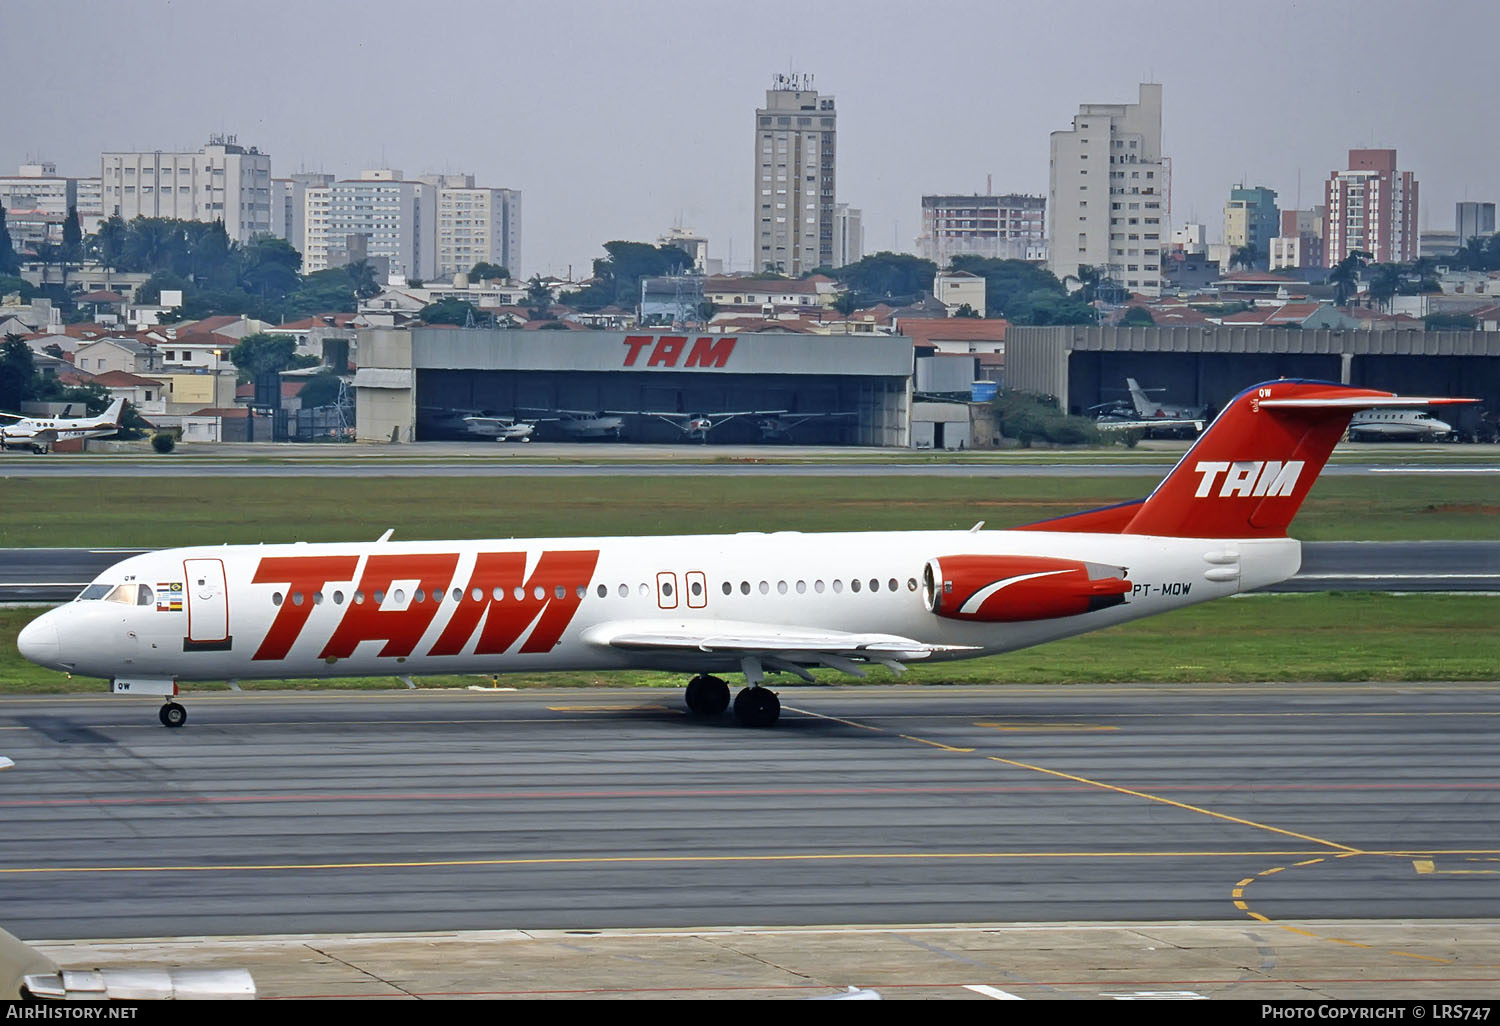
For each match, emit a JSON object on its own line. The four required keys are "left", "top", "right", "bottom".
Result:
{"left": 158, "top": 702, "right": 187, "bottom": 728}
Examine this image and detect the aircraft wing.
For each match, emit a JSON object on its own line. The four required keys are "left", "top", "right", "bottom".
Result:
{"left": 582, "top": 619, "right": 977, "bottom": 679}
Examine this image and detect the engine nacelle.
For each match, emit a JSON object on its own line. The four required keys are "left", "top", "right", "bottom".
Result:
{"left": 923, "top": 555, "right": 1130, "bottom": 623}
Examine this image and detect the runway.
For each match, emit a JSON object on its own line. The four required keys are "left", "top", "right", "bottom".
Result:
{"left": 3, "top": 684, "right": 1499, "bottom": 998}
{"left": 3, "top": 541, "right": 1497, "bottom": 602}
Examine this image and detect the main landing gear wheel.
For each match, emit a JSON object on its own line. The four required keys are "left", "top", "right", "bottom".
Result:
{"left": 684, "top": 674, "right": 730, "bottom": 716}
{"left": 158, "top": 702, "right": 187, "bottom": 728}
{"left": 733, "top": 686, "right": 780, "bottom": 728}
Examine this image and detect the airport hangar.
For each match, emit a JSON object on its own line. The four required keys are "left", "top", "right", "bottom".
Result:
{"left": 1005, "top": 325, "right": 1500, "bottom": 418}
{"left": 351, "top": 328, "right": 916, "bottom": 445}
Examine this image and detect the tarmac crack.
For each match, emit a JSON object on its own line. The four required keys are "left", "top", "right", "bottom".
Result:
{"left": 698, "top": 935, "right": 815, "bottom": 985}
{"left": 303, "top": 943, "right": 419, "bottom": 998}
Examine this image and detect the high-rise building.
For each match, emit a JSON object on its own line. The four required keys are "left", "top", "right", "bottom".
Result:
{"left": 918, "top": 194, "right": 1045, "bottom": 265}
{"left": 754, "top": 74, "right": 836, "bottom": 275}
{"left": 1323, "top": 149, "right": 1418, "bottom": 266}
{"left": 1048, "top": 83, "right": 1169, "bottom": 296}
{"left": 100, "top": 136, "right": 273, "bottom": 243}
{"left": 314, "top": 170, "right": 435, "bottom": 280}
{"left": 302, "top": 184, "right": 333, "bottom": 273}
{"left": 419, "top": 174, "right": 522, "bottom": 280}
{"left": 0, "top": 163, "right": 76, "bottom": 249}
{"left": 833, "top": 203, "right": 863, "bottom": 269}
{"left": 1269, "top": 207, "right": 1326, "bottom": 270}
{"left": 1224, "top": 185, "right": 1279, "bottom": 260}
{"left": 271, "top": 173, "right": 334, "bottom": 257}
{"left": 1456, "top": 201, "right": 1496, "bottom": 246}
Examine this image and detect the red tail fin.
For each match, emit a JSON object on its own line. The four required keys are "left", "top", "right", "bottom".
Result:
{"left": 1121, "top": 380, "right": 1474, "bottom": 539}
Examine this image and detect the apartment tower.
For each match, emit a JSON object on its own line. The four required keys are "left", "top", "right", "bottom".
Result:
{"left": 1323, "top": 149, "right": 1418, "bottom": 266}
{"left": 1048, "top": 83, "right": 1169, "bottom": 296}
{"left": 754, "top": 74, "right": 836, "bottom": 275}
{"left": 100, "top": 136, "right": 272, "bottom": 243}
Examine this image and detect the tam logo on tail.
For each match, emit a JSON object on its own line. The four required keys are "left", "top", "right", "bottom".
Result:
{"left": 1192, "top": 460, "right": 1304, "bottom": 498}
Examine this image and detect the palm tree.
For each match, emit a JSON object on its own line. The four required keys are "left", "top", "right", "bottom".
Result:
{"left": 1329, "top": 251, "right": 1371, "bottom": 308}
{"left": 346, "top": 259, "right": 381, "bottom": 299}
{"left": 1369, "top": 264, "right": 1402, "bottom": 312}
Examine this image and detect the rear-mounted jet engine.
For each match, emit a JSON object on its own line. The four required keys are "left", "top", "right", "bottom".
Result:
{"left": 924, "top": 555, "right": 1131, "bottom": 622}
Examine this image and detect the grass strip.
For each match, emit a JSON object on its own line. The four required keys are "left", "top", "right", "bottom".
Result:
{"left": 1, "top": 593, "right": 1494, "bottom": 694}
{"left": 1, "top": 475, "right": 1496, "bottom": 547}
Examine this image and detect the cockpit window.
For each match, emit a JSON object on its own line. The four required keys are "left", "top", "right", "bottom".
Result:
{"left": 137, "top": 584, "right": 154, "bottom": 606}
{"left": 104, "top": 585, "right": 135, "bottom": 605}
{"left": 76, "top": 584, "right": 112, "bottom": 601}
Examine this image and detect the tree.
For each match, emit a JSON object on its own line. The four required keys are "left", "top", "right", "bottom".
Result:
{"left": 418, "top": 297, "right": 484, "bottom": 326}
{"left": 469, "top": 261, "right": 509, "bottom": 282}
{"left": 563, "top": 241, "right": 692, "bottom": 311}
{"left": 1121, "top": 306, "right": 1156, "bottom": 326}
{"left": 1329, "top": 251, "right": 1371, "bottom": 307}
{"left": 1424, "top": 312, "right": 1477, "bottom": 331}
{"left": 526, "top": 273, "right": 553, "bottom": 316}
{"left": 296, "top": 371, "right": 346, "bottom": 409}
{"left": 953, "top": 303, "right": 980, "bottom": 318}
{"left": 61, "top": 207, "right": 82, "bottom": 284}
{"left": 1061, "top": 264, "right": 1101, "bottom": 303}
{"left": 93, "top": 214, "right": 128, "bottom": 270}
{"left": 229, "top": 333, "right": 315, "bottom": 384}
{"left": 832, "top": 252, "right": 937, "bottom": 303}
{"left": 1, "top": 334, "right": 36, "bottom": 411}
{"left": 951, "top": 257, "right": 1098, "bottom": 325}
{"left": 1231, "top": 245, "right": 1258, "bottom": 272}
{"left": 344, "top": 259, "right": 381, "bottom": 299}
{"left": 0, "top": 206, "right": 19, "bottom": 275}
{"left": 1368, "top": 264, "right": 1402, "bottom": 312}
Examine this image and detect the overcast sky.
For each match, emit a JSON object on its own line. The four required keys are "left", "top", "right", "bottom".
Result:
{"left": 10, "top": 0, "right": 1498, "bottom": 277}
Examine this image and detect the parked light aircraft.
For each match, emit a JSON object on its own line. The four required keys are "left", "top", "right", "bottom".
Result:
{"left": 416, "top": 407, "right": 537, "bottom": 442}
{"left": 519, "top": 409, "right": 626, "bottom": 440}
{"left": 17, "top": 380, "right": 1474, "bottom": 729}
{"left": 0, "top": 399, "right": 126, "bottom": 453}
{"left": 757, "top": 412, "right": 857, "bottom": 442}
{"left": 1347, "top": 407, "right": 1453, "bottom": 441}
{"left": 636, "top": 408, "right": 788, "bottom": 442}
{"left": 461, "top": 413, "right": 535, "bottom": 443}
{"left": 1093, "top": 379, "right": 1205, "bottom": 435}
{"left": 1125, "top": 377, "right": 1208, "bottom": 421}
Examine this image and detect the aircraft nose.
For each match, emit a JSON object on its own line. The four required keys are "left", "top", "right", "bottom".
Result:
{"left": 17, "top": 616, "right": 61, "bottom": 668}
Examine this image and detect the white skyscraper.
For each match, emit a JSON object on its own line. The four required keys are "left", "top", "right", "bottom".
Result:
{"left": 319, "top": 170, "right": 436, "bottom": 281}
{"left": 754, "top": 74, "right": 837, "bottom": 275}
{"left": 833, "top": 203, "right": 862, "bottom": 269}
{"left": 421, "top": 174, "right": 522, "bottom": 279}
{"left": 100, "top": 136, "right": 273, "bottom": 243}
{"left": 271, "top": 173, "right": 334, "bottom": 257}
{"left": 1048, "top": 84, "right": 1169, "bottom": 296}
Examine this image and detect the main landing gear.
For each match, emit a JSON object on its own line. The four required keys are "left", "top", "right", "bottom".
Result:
{"left": 683, "top": 673, "right": 780, "bottom": 727}
{"left": 158, "top": 702, "right": 187, "bottom": 728}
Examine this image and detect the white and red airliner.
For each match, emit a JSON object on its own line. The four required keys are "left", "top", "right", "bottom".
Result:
{"left": 17, "top": 380, "right": 1474, "bottom": 728}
